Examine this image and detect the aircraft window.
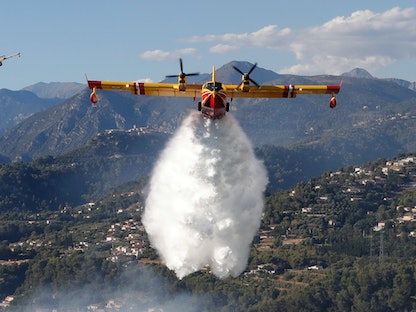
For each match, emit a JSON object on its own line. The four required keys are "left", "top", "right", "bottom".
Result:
{"left": 204, "top": 82, "right": 223, "bottom": 91}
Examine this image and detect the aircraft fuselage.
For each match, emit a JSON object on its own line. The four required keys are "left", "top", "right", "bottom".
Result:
{"left": 200, "top": 81, "right": 228, "bottom": 119}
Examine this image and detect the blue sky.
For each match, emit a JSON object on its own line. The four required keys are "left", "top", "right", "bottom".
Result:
{"left": 1, "top": 0, "right": 415, "bottom": 90}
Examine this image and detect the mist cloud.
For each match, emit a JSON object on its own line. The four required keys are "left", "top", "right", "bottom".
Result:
{"left": 143, "top": 112, "right": 268, "bottom": 279}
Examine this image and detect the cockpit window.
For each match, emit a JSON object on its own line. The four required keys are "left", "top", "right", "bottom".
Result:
{"left": 204, "top": 82, "right": 223, "bottom": 91}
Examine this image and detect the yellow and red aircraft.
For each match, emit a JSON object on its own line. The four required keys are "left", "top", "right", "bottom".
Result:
{"left": 0, "top": 52, "right": 21, "bottom": 67}
{"left": 87, "top": 59, "right": 341, "bottom": 119}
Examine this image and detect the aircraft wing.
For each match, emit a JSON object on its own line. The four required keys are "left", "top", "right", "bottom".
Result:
{"left": 225, "top": 84, "right": 341, "bottom": 98}
{"left": 0, "top": 52, "right": 20, "bottom": 62}
{"left": 88, "top": 80, "right": 203, "bottom": 98}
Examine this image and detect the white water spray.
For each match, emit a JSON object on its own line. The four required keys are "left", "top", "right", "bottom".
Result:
{"left": 143, "top": 112, "right": 268, "bottom": 279}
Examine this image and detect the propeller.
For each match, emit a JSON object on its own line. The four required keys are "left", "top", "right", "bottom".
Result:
{"left": 233, "top": 62, "right": 260, "bottom": 89}
{"left": 166, "top": 58, "right": 199, "bottom": 80}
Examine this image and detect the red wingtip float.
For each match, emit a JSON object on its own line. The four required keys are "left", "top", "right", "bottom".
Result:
{"left": 87, "top": 59, "right": 341, "bottom": 119}
{"left": 89, "top": 86, "right": 98, "bottom": 104}
{"left": 330, "top": 95, "right": 337, "bottom": 108}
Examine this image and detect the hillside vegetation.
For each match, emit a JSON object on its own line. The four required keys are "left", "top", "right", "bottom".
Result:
{"left": 1, "top": 146, "right": 416, "bottom": 310}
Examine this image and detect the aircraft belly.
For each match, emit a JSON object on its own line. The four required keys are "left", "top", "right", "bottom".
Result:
{"left": 201, "top": 107, "right": 226, "bottom": 119}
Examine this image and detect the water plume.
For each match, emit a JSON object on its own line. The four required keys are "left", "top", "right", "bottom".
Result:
{"left": 143, "top": 112, "right": 268, "bottom": 279}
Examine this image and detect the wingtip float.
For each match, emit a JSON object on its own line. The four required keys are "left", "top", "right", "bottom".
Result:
{"left": 87, "top": 60, "right": 341, "bottom": 119}
{"left": 89, "top": 86, "right": 98, "bottom": 104}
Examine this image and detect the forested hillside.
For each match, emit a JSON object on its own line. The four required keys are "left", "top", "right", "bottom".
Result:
{"left": 2, "top": 151, "right": 416, "bottom": 310}
{"left": 0, "top": 127, "right": 395, "bottom": 217}
{"left": 0, "top": 128, "right": 168, "bottom": 214}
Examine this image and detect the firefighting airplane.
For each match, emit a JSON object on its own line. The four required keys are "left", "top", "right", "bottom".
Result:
{"left": 87, "top": 59, "right": 341, "bottom": 119}
{"left": 0, "top": 52, "right": 21, "bottom": 66}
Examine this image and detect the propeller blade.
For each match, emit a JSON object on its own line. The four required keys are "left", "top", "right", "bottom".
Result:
{"left": 233, "top": 62, "right": 260, "bottom": 88}
{"left": 165, "top": 59, "right": 199, "bottom": 79}
{"left": 247, "top": 63, "right": 257, "bottom": 75}
{"left": 232, "top": 65, "right": 245, "bottom": 76}
{"left": 249, "top": 78, "right": 260, "bottom": 87}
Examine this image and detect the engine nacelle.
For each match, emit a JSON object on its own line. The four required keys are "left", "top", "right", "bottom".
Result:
{"left": 239, "top": 79, "right": 250, "bottom": 92}
{"left": 178, "top": 81, "right": 186, "bottom": 92}
{"left": 329, "top": 96, "right": 337, "bottom": 108}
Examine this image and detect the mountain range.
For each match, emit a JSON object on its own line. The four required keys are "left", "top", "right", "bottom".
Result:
{"left": 0, "top": 82, "right": 84, "bottom": 135}
{"left": 2, "top": 64, "right": 416, "bottom": 311}
{"left": 0, "top": 61, "right": 415, "bottom": 181}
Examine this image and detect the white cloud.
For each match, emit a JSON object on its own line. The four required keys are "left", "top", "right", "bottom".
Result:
{"left": 182, "top": 7, "right": 416, "bottom": 76}
{"left": 287, "top": 6, "right": 416, "bottom": 75}
{"left": 140, "top": 48, "right": 199, "bottom": 61}
{"left": 185, "top": 25, "right": 292, "bottom": 49}
{"left": 209, "top": 44, "right": 239, "bottom": 54}
{"left": 136, "top": 77, "right": 154, "bottom": 83}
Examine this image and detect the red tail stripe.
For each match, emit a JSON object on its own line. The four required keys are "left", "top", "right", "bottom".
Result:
{"left": 138, "top": 82, "right": 145, "bottom": 95}
{"left": 283, "top": 85, "right": 295, "bottom": 98}
{"left": 133, "top": 82, "right": 138, "bottom": 95}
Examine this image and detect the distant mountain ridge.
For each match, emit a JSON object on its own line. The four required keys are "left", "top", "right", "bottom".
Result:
{"left": 0, "top": 88, "right": 61, "bottom": 134}
{"left": 342, "top": 68, "right": 374, "bottom": 79}
{"left": 342, "top": 67, "right": 416, "bottom": 91}
{"left": 0, "top": 82, "right": 86, "bottom": 136}
{"left": 22, "top": 82, "right": 85, "bottom": 99}
{"left": 384, "top": 78, "right": 416, "bottom": 91}
{"left": 0, "top": 62, "right": 415, "bottom": 170}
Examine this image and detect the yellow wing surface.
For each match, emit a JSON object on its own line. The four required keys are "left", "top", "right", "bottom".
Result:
{"left": 225, "top": 84, "right": 340, "bottom": 98}
{"left": 88, "top": 80, "right": 203, "bottom": 98}
{"left": 88, "top": 80, "right": 340, "bottom": 99}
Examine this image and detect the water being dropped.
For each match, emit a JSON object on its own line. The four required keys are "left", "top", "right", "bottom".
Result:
{"left": 143, "top": 112, "right": 268, "bottom": 279}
